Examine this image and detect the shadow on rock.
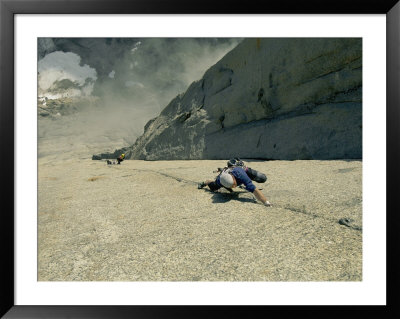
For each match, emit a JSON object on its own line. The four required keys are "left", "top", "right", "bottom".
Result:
{"left": 209, "top": 191, "right": 257, "bottom": 204}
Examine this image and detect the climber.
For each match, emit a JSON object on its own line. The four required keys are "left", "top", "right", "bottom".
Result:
{"left": 198, "top": 159, "right": 272, "bottom": 206}
{"left": 107, "top": 153, "right": 125, "bottom": 165}
{"left": 117, "top": 153, "right": 125, "bottom": 164}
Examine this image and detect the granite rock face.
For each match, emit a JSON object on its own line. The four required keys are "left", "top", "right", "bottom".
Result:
{"left": 126, "top": 38, "right": 362, "bottom": 160}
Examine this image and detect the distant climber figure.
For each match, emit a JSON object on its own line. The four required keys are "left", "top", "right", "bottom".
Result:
{"left": 117, "top": 153, "right": 125, "bottom": 164}
{"left": 107, "top": 153, "right": 125, "bottom": 165}
{"left": 198, "top": 158, "right": 271, "bottom": 206}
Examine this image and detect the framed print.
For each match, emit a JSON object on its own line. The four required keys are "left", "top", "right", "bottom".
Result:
{"left": 1, "top": 0, "right": 399, "bottom": 318}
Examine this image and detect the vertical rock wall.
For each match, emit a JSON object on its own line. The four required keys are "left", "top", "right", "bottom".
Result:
{"left": 127, "top": 38, "right": 362, "bottom": 160}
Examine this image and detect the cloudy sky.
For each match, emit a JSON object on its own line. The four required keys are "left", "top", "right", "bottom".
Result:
{"left": 38, "top": 51, "right": 98, "bottom": 99}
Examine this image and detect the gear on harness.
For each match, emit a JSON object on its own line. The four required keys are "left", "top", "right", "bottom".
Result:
{"left": 227, "top": 157, "right": 244, "bottom": 168}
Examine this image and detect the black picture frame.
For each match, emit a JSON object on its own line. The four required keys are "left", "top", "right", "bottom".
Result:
{"left": 1, "top": 0, "right": 399, "bottom": 318}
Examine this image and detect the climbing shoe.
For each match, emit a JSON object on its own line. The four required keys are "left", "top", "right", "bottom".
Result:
{"left": 198, "top": 182, "right": 206, "bottom": 189}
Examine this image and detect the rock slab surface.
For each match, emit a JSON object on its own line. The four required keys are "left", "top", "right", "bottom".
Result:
{"left": 38, "top": 158, "right": 362, "bottom": 281}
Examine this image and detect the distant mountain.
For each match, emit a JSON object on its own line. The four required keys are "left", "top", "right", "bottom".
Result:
{"left": 116, "top": 38, "right": 362, "bottom": 161}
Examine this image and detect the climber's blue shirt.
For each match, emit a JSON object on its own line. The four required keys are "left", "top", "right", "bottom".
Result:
{"left": 216, "top": 167, "right": 256, "bottom": 192}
